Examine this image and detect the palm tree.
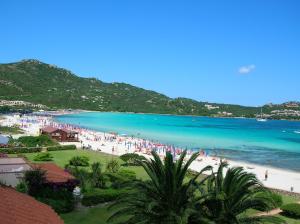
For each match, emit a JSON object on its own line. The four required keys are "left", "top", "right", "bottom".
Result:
{"left": 108, "top": 150, "right": 211, "bottom": 224}
{"left": 90, "top": 162, "right": 105, "bottom": 188}
{"left": 190, "top": 162, "right": 284, "bottom": 224}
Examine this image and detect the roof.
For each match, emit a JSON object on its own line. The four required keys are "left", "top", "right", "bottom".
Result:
{"left": 0, "top": 135, "right": 9, "bottom": 145}
{"left": 0, "top": 187, "right": 64, "bottom": 224}
{"left": 33, "top": 163, "right": 75, "bottom": 183}
{"left": 0, "top": 157, "right": 27, "bottom": 165}
{"left": 0, "top": 158, "right": 31, "bottom": 173}
{"left": 61, "top": 129, "right": 78, "bottom": 134}
{"left": 41, "top": 126, "right": 78, "bottom": 134}
{"left": 41, "top": 126, "right": 60, "bottom": 133}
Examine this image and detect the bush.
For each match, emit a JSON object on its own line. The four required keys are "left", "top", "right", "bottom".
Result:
{"left": 105, "top": 169, "right": 136, "bottom": 189}
{"left": 38, "top": 198, "right": 74, "bottom": 213}
{"left": 16, "top": 181, "right": 28, "bottom": 193}
{"left": 82, "top": 188, "right": 128, "bottom": 206}
{"left": 34, "top": 152, "right": 53, "bottom": 161}
{"left": 120, "top": 153, "right": 145, "bottom": 166}
{"left": 69, "top": 156, "right": 89, "bottom": 167}
{"left": 24, "top": 168, "right": 46, "bottom": 196}
{"left": 47, "top": 145, "right": 76, "bottom": 151}
{"left": 37, "top": 188, "right": 75, "bottom": 213}
{"left": 0, "top": 147, "right": 42, "bottom": 154}
{"left": 255, "top": 191, "right": 283, "bottom": 211}
{"left": 17, "top": 135, "right": 58, "bottom": 147}
{"left": 270, "top": 192, "right": 283, "bottom": 208}
{"left": 281, "top": 203, "right": 300, "bottom": 218}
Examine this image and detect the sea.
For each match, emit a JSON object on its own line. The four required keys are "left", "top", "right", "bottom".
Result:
{"left": 56, "top": 112, "right": 300, "bottom": 172}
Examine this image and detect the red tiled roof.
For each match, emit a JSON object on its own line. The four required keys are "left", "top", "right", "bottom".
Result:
{"left": 0, "top": 187, "right": 64, "bottom": 224}
{"left": 41, "top": 126, "right": 59, "bottom": 133}
{"left": 33, "top": 163, "right": 75, "bottom": 183}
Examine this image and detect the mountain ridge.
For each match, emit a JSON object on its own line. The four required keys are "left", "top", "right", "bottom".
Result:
{"left": 0, "top": 59, "right": 299, "bottom": 119}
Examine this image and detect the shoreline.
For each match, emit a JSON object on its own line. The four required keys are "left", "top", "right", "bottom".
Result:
{"left": 1, "top": 112, "right": 300, "bottom": 193}
{"left": 54, "top": 110, "right": 300, "bottom": 123}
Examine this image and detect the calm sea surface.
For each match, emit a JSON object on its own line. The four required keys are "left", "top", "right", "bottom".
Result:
{"left": 57, "top": 112, "right": 300, "bottom": 171}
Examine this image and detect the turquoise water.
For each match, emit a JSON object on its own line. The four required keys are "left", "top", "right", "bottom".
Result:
{"left": 57, "top": 112, "right": 300, "bottom": 171}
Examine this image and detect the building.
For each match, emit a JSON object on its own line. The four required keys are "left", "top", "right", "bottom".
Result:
{"left": 41, "top": 126, "right": 79, "bottom": 142}
{"left": 0, "top": 187, "right": 64, "bottom": 224}
{"left": 0, "top": 158, "right": 76, "bottom": 188}
{"left": 0, "top": 157, "right": 31, "bottom": 187}
{"left": 32, "top": 163, "right": 77, "bottom": 190}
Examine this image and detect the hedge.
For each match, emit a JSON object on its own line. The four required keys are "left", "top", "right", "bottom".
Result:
{"left": 47, "top": 145, "right": 76, "bottom": 151}
{"left": 0, "top": 144, "right": 76, "bottom": 154}
{"left": 82, "top": 188, "right": 129, "bottom": 206}
{"left": 280, "top": 203, "right": 300, "bottom": 218}
{"left": 0, "top": 147, "right": 42, "bottom": 154}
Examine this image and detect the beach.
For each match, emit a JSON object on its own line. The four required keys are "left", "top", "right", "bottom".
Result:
{"left": 1, "top": 112, "right": 300, "bottom": 194}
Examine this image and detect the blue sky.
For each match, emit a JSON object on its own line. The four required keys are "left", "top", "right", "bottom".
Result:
{"left": 0, "top": 0, "right": 299, "bottom": 106}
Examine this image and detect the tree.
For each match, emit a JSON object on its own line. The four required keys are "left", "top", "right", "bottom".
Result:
{"left": 190, "top": 162, "right": 284, "bottom": 224}
{"left": 106, "top": 159, "right": 120, "bottom": 173}
{"left": 90, "top": 162, "right": 105, "bottom": 188}
{"left": 108, "top": 150, "right": 210, "bottom": 224}
{"left": 24, "top": 168, "right": 46, "bottom": 196}
{"left": 120, "top": 153, "right": 146, "bottom": 166}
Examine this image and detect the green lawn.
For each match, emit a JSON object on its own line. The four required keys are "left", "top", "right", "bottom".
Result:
{"left": 61, "top": 204, "right": 121, "bottom": 224}
{"left": 24, "top": 149, "right": 148, "bottom": 180}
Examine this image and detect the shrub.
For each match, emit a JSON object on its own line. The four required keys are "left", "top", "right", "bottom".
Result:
{"left": 17, "top": 135, "right": 58, "bottom": 147}
{"left": 120, "top": 153, "right": 145, "bottom": 166}
{"left": 255, "top": 191, "right": 283, "bottom": 211}
{"left": 47, "top": 145, "right": 76, "bottom": 151}
{"left": 281, "top": 203, "right": 300, "bottom": 218}
{"left": 38, "top": 198, "right": 74, "bottom": 213}
{"left": 16, "top": 181, "right": 28, "bottom": 193}
{"left": 270, "top": 192, "right": 283, "bottom": 208}
{"left": 34, "top": 152, "right": 53, "bottom": 161}
{"left": 82, "top": 188, "right": 128, "bottom": 206}
{"left": 24, "top": 168, "right": 46, "bottom": 196}
{"left": 37, "top": 188, "right": 75, "bottom": 213}
{"left": 106, "top": 159, "right": 120, "bottom": 173}
{"left": 105, "top": 169, "right": 136, "bottom": 189}
{"left": 0, "top": 147, "right": 42, "bottom": 154}
{"left": 69, "top": 156, "right": 89, "bottom": 167}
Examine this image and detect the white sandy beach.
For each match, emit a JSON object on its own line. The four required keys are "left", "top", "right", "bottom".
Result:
{"left": 1, "top": 113, "right": 300, "bottom": 193}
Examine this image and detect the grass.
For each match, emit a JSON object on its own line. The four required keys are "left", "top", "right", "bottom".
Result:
{"left": 61, "top": 204, "right": 122, "bottom": 224}
{"left": 24, "top": 149, "right": 148, "bottom": 180}
{"left": 0, "top": 125, "right": 23, "bottom": 134}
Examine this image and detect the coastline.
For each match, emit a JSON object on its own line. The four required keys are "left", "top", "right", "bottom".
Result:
{"left": 54, "top": 109, "right": 300, "bottom": 122}
{"left": 1, "top": 112, "right": 300, "bottom": 193}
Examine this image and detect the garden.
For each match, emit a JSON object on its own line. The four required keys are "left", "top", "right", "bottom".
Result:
{"left": 14, "top": 148, "right": 300, "bottom": 224}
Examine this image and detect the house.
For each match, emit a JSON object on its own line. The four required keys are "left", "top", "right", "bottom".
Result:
{"left": 0, "top": 157, "right": 31, "bottom": 187}
{"left": 0, "top": 187, "right": 64, "bottom": 224}
{"left": 0, "top": 158, "right": 77, "bottom": 189}
{"left": 41, "top": 126, "right": 79, "bottom": 142}
{"left": 32, "top": 163, "right": 78, "bottom": 190}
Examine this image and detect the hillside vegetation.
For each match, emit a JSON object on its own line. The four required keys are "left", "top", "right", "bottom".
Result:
{"left": 0, "top": 59, "right": 299, "bottom": 118}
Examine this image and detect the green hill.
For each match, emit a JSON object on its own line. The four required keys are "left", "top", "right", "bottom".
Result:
{"left": 0, "top": 59, "right": 299, "bottom": 119}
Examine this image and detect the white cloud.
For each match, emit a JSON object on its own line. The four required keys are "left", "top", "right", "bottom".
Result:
{"left": 238, "top": 64, "right": 256, "bottom": 74}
